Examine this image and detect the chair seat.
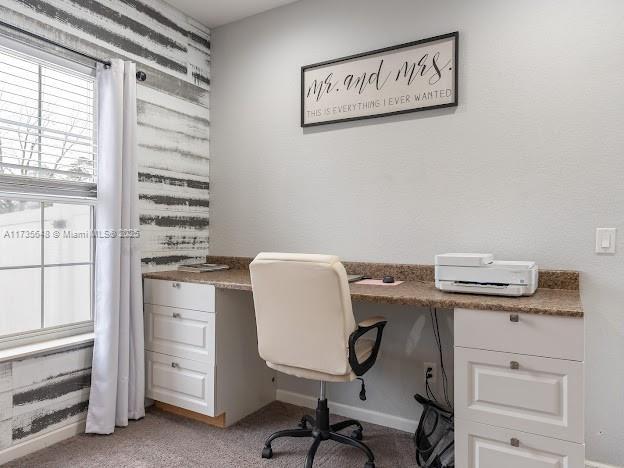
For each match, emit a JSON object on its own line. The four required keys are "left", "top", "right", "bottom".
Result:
{"left": 267, "top": 339, "right": 374, "bottom": 382}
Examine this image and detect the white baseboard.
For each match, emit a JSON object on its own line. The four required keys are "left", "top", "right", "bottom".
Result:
{"left": 276, "top": 389, "right": 418, "bottom": 433}
{"left": 0, "top": 419, "right": 86, "bottom": 465}
{"left": 585, "top": 462, "right": 622, "bottom": 468}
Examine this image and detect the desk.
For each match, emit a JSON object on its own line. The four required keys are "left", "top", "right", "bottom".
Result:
{"left": 144, "top": 264, "right": 583, "bottom": 317}
{"left": 143, "top": 257, "right": 585, "bottom": 467}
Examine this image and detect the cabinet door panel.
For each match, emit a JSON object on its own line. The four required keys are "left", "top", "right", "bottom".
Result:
{"left": 455, "top": 347, "right": 583, "bottom": 443}
{"left": 146, "top": 351, "right": 215, "bottom": 416}
{"left": 145, "top": 304, "right": 216, "bottom": 363}
{"left": 144, "top": 279, "right": 215, "bottom": 312}
{"left": 454, "top": 308, "right": 584, "bottom": 361}
{"left": 455, "top": 419, "right": 585, "bottom": 468}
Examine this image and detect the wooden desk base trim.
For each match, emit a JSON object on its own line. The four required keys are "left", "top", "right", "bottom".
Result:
{"left": 154, "top": 401, "right": 226, "bottom": 428}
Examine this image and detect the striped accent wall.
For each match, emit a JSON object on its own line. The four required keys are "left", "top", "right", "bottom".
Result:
{"left": 0, "top": 0, "right": 210, "bottom": 448}
{"left": 0, "top": 346, "right": 92, "bottom": 447}
{"left": 1, "top": 0, "right": 211, "bottom": 270}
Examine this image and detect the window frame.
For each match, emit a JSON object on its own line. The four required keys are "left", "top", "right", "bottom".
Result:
{"left": 0, "top": 192, "right": 96, "bottom": 351}
{"left": 0, "top": 35, "right": 97, "bottom": 350}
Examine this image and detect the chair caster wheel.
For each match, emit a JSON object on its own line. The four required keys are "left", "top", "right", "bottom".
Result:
{"left": 364, "top": 462, "right": 375, "bottom": 468}
{"left": 262, "top": 446, "right": 273, "bottom": 459}
{"left": 352, "top": 428, "right": 363, "bottom": 440}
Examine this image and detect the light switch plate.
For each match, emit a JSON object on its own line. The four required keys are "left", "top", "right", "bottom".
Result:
{"left": 595, "top": 228, "right": 617, "bottom": 254}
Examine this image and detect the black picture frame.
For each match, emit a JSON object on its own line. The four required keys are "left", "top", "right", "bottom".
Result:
{"left": 300, "top": 32, "right": 459, "bottom": 127}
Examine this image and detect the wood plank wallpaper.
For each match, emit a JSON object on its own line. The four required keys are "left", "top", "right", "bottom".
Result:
{"left": 0, "top": 346, "right": 93, "bottom": 450}
{"left": 10, "top": 346, "right": 92, "bottom": 445}
{"left": 0, "top": 0, "right": 210, "bottom": 447}
{"left": 1, "top": 0, "right": 211, "bottom": 271}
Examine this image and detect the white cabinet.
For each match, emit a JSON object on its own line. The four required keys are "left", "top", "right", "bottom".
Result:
{"left": 143, "top": 278, "right": 275, "bottom": 426}
{"left": 454, "top": 309, "right": 585, "bottom": 466}
{"left": 455, "top": 419, "right": 585, "bottom": 468}
{"left": 146, "top": 351, "right": 215, "bottom": 416}
{"left": 144, "top": 279, "right": 215, "bottom": 312}
{"left": 454, "top": 308, "right": 584, "bottom": 361}
{"left": 145, "top": 304, "right": 216, "bottom": 363}
{"left": 455, "top": 347, "right": 584, "bottom": 442}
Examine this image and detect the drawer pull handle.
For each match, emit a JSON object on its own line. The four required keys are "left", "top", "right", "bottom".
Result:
{"left": 510, "top": 437, "right": 520, "bottom": 447}
{"left": 510, "top": 361, "right": 520, "bottom": 370}
{"left": 172, "top": 282, "right": 181, "bottom": 289}
{"left": 510, "top": 314, "right": 519, "bottom": 322}
{"left": 171, "top": 362, "right": 179, "bottom": 368}
{"left": 172, "top": 312, "right": 181, "bottom": 319}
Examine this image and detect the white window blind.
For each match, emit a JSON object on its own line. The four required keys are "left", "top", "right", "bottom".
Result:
{"left": 0, "top": 36, "right": 96, "bottom": 348}
{"left": 0, "top": 43, "right": 96, "bottom": 198}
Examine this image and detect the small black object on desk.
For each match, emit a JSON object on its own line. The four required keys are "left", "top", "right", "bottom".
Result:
{"left": 382, "top": 275, "right": 395, "bottom": 284}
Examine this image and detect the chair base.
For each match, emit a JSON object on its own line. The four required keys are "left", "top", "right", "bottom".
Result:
{"left": 261, "top": 398, "right": 375, "bottom": 468}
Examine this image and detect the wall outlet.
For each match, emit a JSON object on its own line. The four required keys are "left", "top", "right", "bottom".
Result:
{"left": 424, "top": 362, "right": 437, "bottom": 384}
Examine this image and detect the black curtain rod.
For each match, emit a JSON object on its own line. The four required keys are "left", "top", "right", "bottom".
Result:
{"left": 0, "top": 19, "right": 146, "bottom": 81}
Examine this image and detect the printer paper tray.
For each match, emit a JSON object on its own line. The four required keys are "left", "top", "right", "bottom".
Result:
{"left": 437, "top": 281, "right": 526, "bottom": 297}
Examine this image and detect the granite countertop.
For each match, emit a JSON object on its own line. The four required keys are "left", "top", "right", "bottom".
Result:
{"left": 143, "top": 260, "right": 583, "bottom": 318}
{"left": 145, "top": 268, "right": 253, "bottom": 292}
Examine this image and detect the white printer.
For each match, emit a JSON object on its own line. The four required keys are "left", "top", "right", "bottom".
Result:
{"left": 434, "top": 253, "right": 538, "bottom": 297}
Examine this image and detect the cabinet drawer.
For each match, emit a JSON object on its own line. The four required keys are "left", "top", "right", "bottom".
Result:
{"left": 146, "top": 351, "right": 215, "bottom": 416}
{"left": 144, "top": 279, "right": 215, "bottom": 312}
{"left": 455, "top": 347, "right": 584, "bottom": 443}
{"left": 454, "top": 308, "right": 584, "bottom": 361}
{"left": 144, "top": 304, "right": 216, "bottom": 363}
{"left": 455, "top": 418, "right": 585, "bottom": 468}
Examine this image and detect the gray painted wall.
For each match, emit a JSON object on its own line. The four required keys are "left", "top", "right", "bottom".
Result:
{"left": 0, "top": 0, "right": 210, "bottom": 447}
{"left": 211, "top": 0, "right": 624, "bottom": 464}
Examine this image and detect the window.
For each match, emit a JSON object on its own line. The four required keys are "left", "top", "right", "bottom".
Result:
{"left": 0, "top": 37, "right": 96, "bottom": 348}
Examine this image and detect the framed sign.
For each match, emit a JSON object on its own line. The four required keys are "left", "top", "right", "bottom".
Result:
{"left": 301, "top": 32, "right": 458, "bottom": 127}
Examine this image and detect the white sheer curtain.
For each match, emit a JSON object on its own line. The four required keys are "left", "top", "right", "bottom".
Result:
{"left": 86, "top": 59, "right": 145, "bottom": 434}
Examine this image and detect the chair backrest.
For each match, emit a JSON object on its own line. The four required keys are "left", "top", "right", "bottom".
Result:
{"left": 250, "top": 252, "right": 357, "bottom": 376}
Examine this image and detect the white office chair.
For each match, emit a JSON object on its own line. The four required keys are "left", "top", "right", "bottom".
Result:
{"left": 250, "top": 252, "right": 387, "bottom": 468}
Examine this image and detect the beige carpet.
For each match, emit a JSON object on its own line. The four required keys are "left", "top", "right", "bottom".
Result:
{"left": 7, "top": 402, "right": 416, "bottom": 467}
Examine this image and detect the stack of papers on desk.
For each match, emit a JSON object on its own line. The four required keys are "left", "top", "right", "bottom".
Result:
{"left": 177, "top": 263, "right": 230, "bottom": 273}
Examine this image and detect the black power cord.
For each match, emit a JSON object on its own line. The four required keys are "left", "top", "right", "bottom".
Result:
{"left": 425, "top": 373, "right": 437, "bottom": 403}
{"left": 356, "top": 377, "right": 367, "bottom": 401}
{"left": 427, "top": 307, "right": 453, "bottom": 411}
